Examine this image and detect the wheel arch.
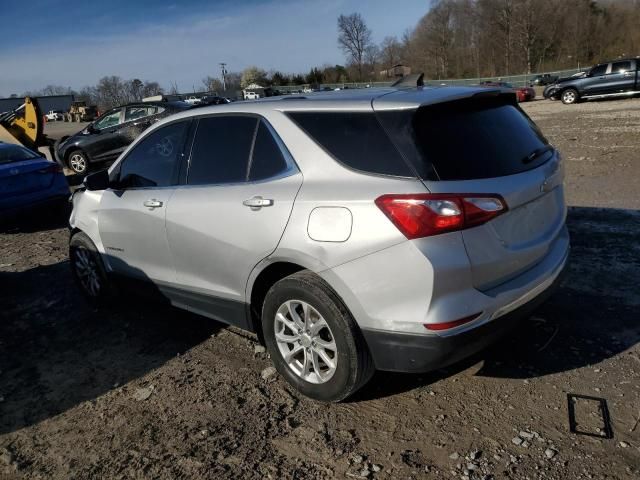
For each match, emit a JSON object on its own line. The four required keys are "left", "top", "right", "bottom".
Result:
{"left": 64, "top": 147, "right": 90, "bottom": 164}
{"left": 559, "top": 86, "right": 580, "bottom": 102}
{"left": 247, "top": 261, "right": 307, "bottom": 340}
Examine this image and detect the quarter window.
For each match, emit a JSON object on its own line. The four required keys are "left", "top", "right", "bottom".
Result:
{"left": 187, "top": 116, "right": 258, "bottom": 185}
{"left": 287, "top": 111, "right": 413, "bottom": 177}
{"left": 118, "top": 121, "right": 188, "bottom": 188}
{"left": 249, "top": 121, "right": 289, "bottom": 181}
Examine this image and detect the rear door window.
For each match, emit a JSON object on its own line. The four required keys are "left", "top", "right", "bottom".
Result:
{"left": 377, "top": 97, "right": 552, "bottom": 181}
{"left": 187, "top": 116, "right": 258, "bottom": 185}
{"left": 286, "top": 111, "right": 413, "bottom": 177}
{"left": 124, "top": 106, "right": 159, "bottom": 122}
{"left": 611, "top": 61, "right": 632, "bottom": 74}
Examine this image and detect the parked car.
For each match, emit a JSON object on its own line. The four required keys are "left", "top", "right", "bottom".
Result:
{"left": 69, "top": 86, "right": 569, "bottom": 402}
{"left": 199, "top": 95, "right": 231, "bottom": 106}
{"left": 184, "top": 96, "right": 202, "bottom": 105}
{"left": 545, "top": 58, "right": 640, "bottom": 104}
{"left": 55, "top": 101, "right": 191, "bottom": 175}
{"left": 244, "top": 91, "right": 260, "bottom": 100}
{"left": 45, "top": 110, "right": 64, "bottom": 121}
{"left": 543, "top": 72, "right": 587, "bottom": 99}
{"left": 530, "top": 74, "right": 559, "bottom": 86}
{"left": 479, "top": 81, "right": 535, "bottom": 102}
{"left": 0, "top": 142, "right": 69, "bottom": 220}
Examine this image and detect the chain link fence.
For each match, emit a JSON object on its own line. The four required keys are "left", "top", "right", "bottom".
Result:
{"left": 272, "top": 68, "right": 586, "bottom": 93}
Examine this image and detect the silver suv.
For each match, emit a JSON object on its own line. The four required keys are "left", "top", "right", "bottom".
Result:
{"left": 69, "top": 87, "right": 569, "bottom": 402}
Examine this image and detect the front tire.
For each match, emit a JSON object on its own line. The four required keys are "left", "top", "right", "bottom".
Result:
{"left": 561, "top": 88, "right": 579, "bottom": 105}
{"left": 67, "top": 150, "right": 89, "bottom": 175}
{"left": 261, "top": 271, "right": 374, "bottom": 402}
{"left": 69, "top": 232, "right": 113, "bottom": 305}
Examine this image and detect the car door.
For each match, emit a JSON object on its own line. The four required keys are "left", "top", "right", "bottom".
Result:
{"left": 580, "top": 63, "right": 611, "bottom": 95}
{"left": 86, "top": 108, "right": 125, "bottom": 162}
{"left": 98, "top": 119, "right": 191, "bottom": 284}
{"left": 165, "top": 115, "right": 302, "bottom": 326}
{"left": 603, "top": 60, "right": 636, "bottom": 93}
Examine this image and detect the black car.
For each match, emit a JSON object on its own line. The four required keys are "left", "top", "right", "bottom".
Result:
{"left": 530, "top": 74, "right": 559, "bottom": 86}
{"left": 545, "top": 59, "right": 640, "bottom": 104}
{"left": 198, "top": 95, "right": 231, "bottom": 105}
{"left": 55, "top": 101, "right": 191, "bottom": 174}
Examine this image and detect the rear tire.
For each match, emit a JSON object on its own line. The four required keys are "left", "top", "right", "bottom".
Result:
{"left": 261, "top": 271, "right": 374, "bottom": 402}
{"left": 561, "top": 88, "right": 579, "bottom": 105}
{"left": 69, "top": 231, "right": 114, "bottom": 305}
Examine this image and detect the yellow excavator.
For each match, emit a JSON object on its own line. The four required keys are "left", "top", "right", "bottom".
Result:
{"left": 0, "top": 96, "right": 53, "bottom": 159}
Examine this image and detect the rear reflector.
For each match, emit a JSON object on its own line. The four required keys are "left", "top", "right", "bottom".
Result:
{"left": 375, "top": 193, "right": 507, "bottom": 239}
{"left": 424, "top": 313, "right": 482, "bottom": 331}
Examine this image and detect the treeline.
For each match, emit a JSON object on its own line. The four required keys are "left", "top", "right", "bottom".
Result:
{"left": 23, "top": 77, "right": 164, "bottom": 112}
{"left": 19, "top": 0, "right": 640, "bottom": 110}
{"left": 401, "top": 0, "right": 640, "bottom": 79}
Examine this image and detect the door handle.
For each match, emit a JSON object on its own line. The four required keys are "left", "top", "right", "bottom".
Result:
{"left": 243, "top": 196, "right": 273, "bottom": 209}
{"left": 143, "top": 199, "right": 163, "bottom": 208}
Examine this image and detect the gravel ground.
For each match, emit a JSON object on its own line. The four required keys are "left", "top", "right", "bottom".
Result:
{"left": 1, "top": 98, "right": 639, "bottom": 479}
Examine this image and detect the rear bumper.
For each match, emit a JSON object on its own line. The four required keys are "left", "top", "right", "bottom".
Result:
{"left": 361, "top": 250, "right": 568, "bottom": 373}
{"left": 0, "top": 177, "right": 70, "bottom": 220}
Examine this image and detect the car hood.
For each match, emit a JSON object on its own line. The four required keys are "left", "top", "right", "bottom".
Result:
{"left": 556, "top": 73, "right": 586, "bottom": 83}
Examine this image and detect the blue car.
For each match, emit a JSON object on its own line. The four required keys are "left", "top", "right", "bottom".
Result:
{"left": 0, "top": 142, "right": 70, "bottom": 220}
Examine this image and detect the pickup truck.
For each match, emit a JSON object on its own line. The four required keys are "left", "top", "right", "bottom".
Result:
{"left": 546, "top": 58, "right": 640, "bottom": 104}
{"left": 45, "top": 110, "right": 64, "bottom": 121}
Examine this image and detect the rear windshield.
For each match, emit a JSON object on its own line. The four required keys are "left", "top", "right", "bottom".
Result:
{"left": 377, "top": 97, "right": 552, "bottom": 181}
{"left": 286, "top": 111, "right": 413, "bottom": 177}
{"left": 0, "top": 145, "right": 40, "bottom": 164}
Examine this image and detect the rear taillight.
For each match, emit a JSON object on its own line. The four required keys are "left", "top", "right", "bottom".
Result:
{"left": 375, "top": 193, "right": 507, "bottom": 239}
{"left": 37, "top": 163, "right": 63, "bottom": 174}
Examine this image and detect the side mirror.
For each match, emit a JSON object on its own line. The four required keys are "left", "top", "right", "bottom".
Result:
{"left": 84, "top": 169, "right": 110, "bottom": 191}
{"left": 87, "top": 124, "right": 99, "bottom": 134}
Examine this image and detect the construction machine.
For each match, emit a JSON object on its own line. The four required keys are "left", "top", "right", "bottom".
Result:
{"left": 0, "top": 96, "right": 53, "bottom": 159}
{"left": 64, "top": 101, "right": 98, "bottom": 122}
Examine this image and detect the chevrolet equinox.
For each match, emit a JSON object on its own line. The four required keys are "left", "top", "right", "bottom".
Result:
{"left": 69, "top": 86, "right": 569, "bottom": 402}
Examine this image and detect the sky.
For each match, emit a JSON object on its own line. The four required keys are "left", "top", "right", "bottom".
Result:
{"left": 0, "top": 0, "right": 429, "bottom": 97}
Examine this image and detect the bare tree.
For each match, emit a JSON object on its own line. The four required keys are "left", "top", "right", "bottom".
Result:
{"left": 337, "top": 13, "right": 373, "bottom": 80}
{"left": 202, "top": 76, "right": 223, "bottom": 93}
{"left": 380, "top": 36, "right": 403, "bottom": 70}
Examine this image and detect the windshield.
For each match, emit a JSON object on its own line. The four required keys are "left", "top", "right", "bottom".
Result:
{"left": 0, "top": 145, "right": 40, "bottom": 164}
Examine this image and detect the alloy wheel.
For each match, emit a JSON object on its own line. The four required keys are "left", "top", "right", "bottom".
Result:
{"left": 274, "top": 300, "right": 338, "bottom": 384}
{"left": 563, "top": 91, "right": 576, "bottom": 104}
{"left": 69, "top": 153, "right": 86, "bottom": 173}
{"left": 73, "top": 248, "right": 101, "bottom": 297}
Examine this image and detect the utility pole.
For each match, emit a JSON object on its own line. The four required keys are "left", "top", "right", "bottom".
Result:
{"left": 219, "top": 63, "right": 228, "bottom": 92}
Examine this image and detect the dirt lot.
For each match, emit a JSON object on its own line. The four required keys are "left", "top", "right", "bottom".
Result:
{"left": 1, "top": 98, "right": 639, "bottom": 480}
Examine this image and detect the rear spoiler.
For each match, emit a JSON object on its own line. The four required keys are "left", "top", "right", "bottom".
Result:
{"left": 391, "top": 73, "right": 425, "bottom": 88}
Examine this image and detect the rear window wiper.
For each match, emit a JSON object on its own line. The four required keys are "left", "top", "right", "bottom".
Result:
{"left": 522, "top": 145, "right": 554, "bottom": 164}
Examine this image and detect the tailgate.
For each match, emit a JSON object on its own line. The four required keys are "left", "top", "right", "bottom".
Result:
{"left": 373, "top": 90, "right": 567, "bottom": 290}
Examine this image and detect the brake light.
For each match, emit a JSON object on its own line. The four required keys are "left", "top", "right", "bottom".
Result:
{"left": 375, "top": 193, "right": 507, "bottom": 239}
